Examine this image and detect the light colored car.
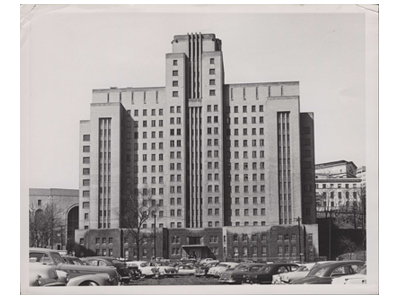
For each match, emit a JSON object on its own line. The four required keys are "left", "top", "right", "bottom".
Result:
{"left": 128, "top": 261, "right": 159, "bottom": 277}
{"left": 176, "top": 264, "right": 196, "bottom": 275}
{"left": 332, "top": 265, "right": 367, "bottom": 285}
{"left": 67, "top": 273, "right": 114, "bottom": 286}
{"left": 29, "top": 248, "right": 119, "bottom": 285}
{"left": 29, "top": 261, "right": 67, "bottom": 286}
{"left": 208, "top": 262, "right": 239, "bottom": 278}
{"left": 155, "top": 262, "right": 178, "bottom": 276}
{"left": 278, "top": 263, "right": 317, "bottom": 284}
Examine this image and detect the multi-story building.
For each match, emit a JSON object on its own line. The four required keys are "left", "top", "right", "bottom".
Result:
{"left": 315, "top": 160, "right": 363, "bottom": 212}
{"left": 29, "top": 188, "right": 79, "bottom": 252}
{"left": 75, "top": 33, "right": 318, "bottom": 262}
{"left": 356, "top": 166, "right": 366, "bottom": 189}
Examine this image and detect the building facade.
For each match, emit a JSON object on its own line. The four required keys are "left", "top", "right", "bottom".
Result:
{"left": 29, "top": 188, "right": 79, "bottom": 252}
{"left": 76, "top": 33, "right": 318, "bottom": 261}
{"left": 315, "top": 160, "right": 363, "bottom": 212}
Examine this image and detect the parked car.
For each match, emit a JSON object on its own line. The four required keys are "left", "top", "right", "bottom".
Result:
{"left": 207, "top": 262, "right": 239, "bottom": 278}
{"left": 195, "top": 261, "right": 220, "bottom": 277}
{"left": 290, "top": 260, "right": 365, "bottom": 284}
{"left": 122, "top": 261, "right": 142, "bottom": 280}
{"left": 29, "top": 261, "right": 67, "bottom": 286}
{"left": 176, "top": 264, "right": 196, "bottom": 275}
{"left": 219, "top": 263, "right": 264, "bottom": 284}
{"left": 82, "top": 256, "right": 131, "bottom": 284}
{"left": 29, "top": 248, "right": 119, "bottom": 286}
{"left": 155, "top": 262, "right": 178, "bottom": 276}
{"left": 229, "top": 263, "right": 267, "bottom": 284}
{"left": 243, "top": 263, "right": 300, "bottom": 284}
{"left": 278, "top": 263, "right": 317, "bottom": 284}
{"left": 332, "top": 264, "right": 367, "bottom": 285}
{"left": 199, "top": 258, "right": 217, "bottom": 265}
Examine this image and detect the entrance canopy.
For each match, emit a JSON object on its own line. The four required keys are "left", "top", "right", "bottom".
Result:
{"left": 181, "top": 245, "right": 214, "bottom": 259}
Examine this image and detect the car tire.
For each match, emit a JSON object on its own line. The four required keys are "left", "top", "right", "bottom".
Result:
{"left": 80, "top": 281, "right": 100, "bottom": 286}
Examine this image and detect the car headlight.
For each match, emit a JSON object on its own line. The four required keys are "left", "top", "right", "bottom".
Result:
{"left": 36, "top": 275, "right": 43, "bottom": 286}
{"left": 65, "top": 273, "right": 70, "bottom": 283}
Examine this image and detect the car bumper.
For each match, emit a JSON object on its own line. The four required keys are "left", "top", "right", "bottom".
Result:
{"left": 42, "top": 281, "right": 67, "bottom": 287}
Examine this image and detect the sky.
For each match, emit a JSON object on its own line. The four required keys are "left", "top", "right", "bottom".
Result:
{"left": 21, "top": 4, "right": 374, "bottom": 190}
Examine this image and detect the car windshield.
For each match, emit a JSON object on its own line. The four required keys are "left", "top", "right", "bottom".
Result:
{"left": 357, "top": 265, "right": 367, "bottom": 275}
{"left": 307, "top": 265, "right": 326, "bottom": 277}
{"left": 261, "top": 266, "right": 272, "bottom": 273}
{"left": 50, "top": 252, "right": 65, "bottom": 265}
{"left": 72, "top": 258, "right": 84, "bottom": 265}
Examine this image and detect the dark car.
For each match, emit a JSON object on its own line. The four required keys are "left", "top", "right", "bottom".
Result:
{"left": 82, "top": 256, "right": 132, "bottom": 284}
{"left": 29, "top": 248, "right": 119, "bottom": 286}
{"left": 220, "top": 263, "right": 266, "bottom": 284}
{"left": 290, "top": 260, "right": 364, "bottom": 284}
{"left": 243, "top": 263, "right": 300, "bottom": 284}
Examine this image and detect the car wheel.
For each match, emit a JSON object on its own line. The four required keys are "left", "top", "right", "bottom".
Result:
{"left": 80, "top": 281, "right": 99, "bottom": 286}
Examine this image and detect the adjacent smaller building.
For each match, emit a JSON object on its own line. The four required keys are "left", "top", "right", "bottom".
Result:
{"left": 315, "top": 161, "right": 363, "bottom": 212}
{"left": 29, "top": 188, "right": 79, "bottom": 252}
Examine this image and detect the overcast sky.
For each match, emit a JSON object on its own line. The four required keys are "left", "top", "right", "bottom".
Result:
{"left": 21, "top": 5, "right": 372, "bottom": 189}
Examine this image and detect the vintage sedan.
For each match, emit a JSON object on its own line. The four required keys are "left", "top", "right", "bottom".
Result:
{"left": 219, "top": 263, "right": 264, "bottom": 284}
{"left": 156, "top": 262, "right": 178, "bottom": 276}
{"left": 127, "top": 261, "right": 160, "bottom": 277}
{"left": 30, "top": 248, "right": 119, "bottom": 286}
{"left": 243, "top": 263, "right": 299, "bottom": 284}
{"left": 195, "top": 261, "right": 220, "bottom": 277}
{"left": 29, "top": 261, "right": 67, "bottom": 286}
{"left": 176, "top": 264, "right": 196, "bottom": 275}
{"left": 332, "top": 264, "right": 367, "bottom": 285}
{"left": 208, "top": 262, "right": 239, "bottom": 278}
{"left": 82, "top": 256, "right": 131, "bottom": 284}
{"left": 229, "top": 263, "right": 267, "bottom": 284}
{"left": 291, "top": 260, "right": 365, "bottom": 284}
{"left": 278, "top": 263, "right": 317, "bottom": 284}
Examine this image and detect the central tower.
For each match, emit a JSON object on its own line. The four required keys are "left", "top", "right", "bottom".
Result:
{"left": 168, "top": 33, "right": 225, "bottom": 228}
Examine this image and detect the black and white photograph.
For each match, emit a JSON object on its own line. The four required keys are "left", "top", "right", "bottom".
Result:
{"left": 19, "top": 4, "right": 379, "bottom": 295}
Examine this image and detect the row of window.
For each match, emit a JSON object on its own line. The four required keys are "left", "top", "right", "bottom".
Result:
{"left": 228, "top": 128, "right": 265, "bottom": 136}
{"left": 95, "top": 237, "right": 113, "bottom": 244}
{"left": 233, "top": 246, "right": 268, "bottom": 256}
{"left": 230, "top": 208, "right": 266, "bottom": 216}
{"left": 321, "top": 191, "right": 358, "bottom": 199}
{"left": 232, "top": 197, "right": 266, "bottom": 204}
{"left": 227, "top": 162, "right": 266, "bottom": 170}
{"left": 230, "top": 105, "right": 265, "bottom": 113}
{"left": 229, "top": 151, "right": 266, "bottom": 159}
{"left": 317, "top": 183, "right": 359, "bottom": 188}
{"left": 230, "top": 116, "right": 265, "bottom": 125}
{"left": 132, "top": 107, "right": 181, "bottom": 117}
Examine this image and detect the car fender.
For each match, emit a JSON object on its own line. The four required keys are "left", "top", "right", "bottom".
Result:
{"left": 67, "top": 273, "right": 110, "bottom": 286}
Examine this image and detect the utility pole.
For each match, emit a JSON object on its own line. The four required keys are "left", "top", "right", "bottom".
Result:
{"left": 153, "top": 212, "right": 157, "bottom": 258}
{"left": 296, "top": 217, "right": 303, "bottom": 263}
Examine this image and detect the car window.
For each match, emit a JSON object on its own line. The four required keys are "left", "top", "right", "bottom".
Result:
{"left": 218, "top": 264, "right": 227, "bottom": 268}
{"left": 30, "top": 253, "right": 54, "bottom": 265}
{"left": 290, "top": 265, "right": 299, "bottom": 271}
{"left": 331, "top": 266, "right": 347, "bottom": 276}
{"left": 350, "top": 264, "right": 362, "bottom": 274}
{"left": 50, "top": 252, "right": 65, "bottom": 265}
{"left": 278, "top": 266, "right": 289, "bottom": 273}
{"left": 262, "top": 266, "right": 272, "bottom": 273}
{"left": 98, "top": 260, "right": 108, "bottom": 267}
{"left": 89, "top": 260, "right": 98, "bottom": 266}
{"left": 72, "top": 259, "right": 83, "bottom": 265}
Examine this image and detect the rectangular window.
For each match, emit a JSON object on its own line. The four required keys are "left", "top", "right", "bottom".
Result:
{"left": 172, "top": 91, "right": 178, "bottom": 97}
{"left": 210, "top": 90, "right": 216, "bottom": 96}
{"left": 209, "top": 69, "right": 215, "bottom": 75}
{"left": 83, "top": 134, "right": 90, "bottom": 141}
{"left": 209, "top": 79, "right": 215, "bottom": 85}
{"left": 172, "top": 70, "right": 178, "bottom": 76}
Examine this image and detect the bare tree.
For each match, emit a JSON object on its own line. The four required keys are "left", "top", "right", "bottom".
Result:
{"left": 29, "top": 202, "right": 63, "bottom": 248}
{"left": 119, "top": 186, "right": 159, "bottom": 261}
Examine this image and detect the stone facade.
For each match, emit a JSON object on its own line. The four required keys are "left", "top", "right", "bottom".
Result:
{"left": 75, "top": 33, "right": 319, "bottom": 262}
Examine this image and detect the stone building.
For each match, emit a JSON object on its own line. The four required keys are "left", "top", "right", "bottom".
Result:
{"left": 29, "top": 188, "right": 79, "bottom": 252}
{"left": 75, "top": 33, "right": 319, "bottom": 262}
